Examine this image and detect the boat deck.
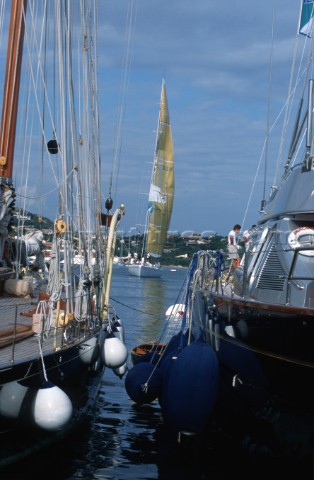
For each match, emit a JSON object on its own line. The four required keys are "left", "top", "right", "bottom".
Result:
{"left": 0, "top": 294, "right": 54, "bottom": 367}
{"left": 0, "top": 287, "right": 96, "bottom": 375}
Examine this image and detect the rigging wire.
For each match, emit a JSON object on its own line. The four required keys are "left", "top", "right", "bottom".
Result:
{"left": 109, "top": 0, "right": 138, "bottom": 204}
{"left": 23, "top": 1, "right": 60, "bottom": 191}
{"left": 39, "top": 1, "right": 49, "bottom": 221}
{"left": 241, "top": 65, "right": 309, "bottom": 230}
{"left": 242, "top": 10, "right": 312, "bottom": 229}
{"left": 0, "top": 0, "right": 6, "bottom": 48}
{"left": 272, "top": 12, "right": 314, "bottom": 185}
{"left": 260, "top": 8, "right": 275, "bottom": 212}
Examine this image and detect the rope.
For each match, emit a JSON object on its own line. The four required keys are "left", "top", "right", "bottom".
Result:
{"left": 74, "top": 278, "right": 88, "bottom": 322}
{"left": 111, "top": 0, "right": 138, "bottom": 203}
{"left": 23, "top": 1, "right": 61, "bottom": 188}
{"left": 141, "top": 261, "right": 197, "bottom": 389}
{"left": 37, "top": 334, "right": 48, "bottom": 382}
{"left": 109, "top": 296, "right": 160, "bottom": 317}
{"left": 262, "top": 8, "right": 275, "bottom": 205}
{"left": 180, "top": 254, "right": 198, "bottom": 346}
{"left": 241, "top": 29, "right": 310, "bottom": 229}
{"left": 47, "top": 237, "right": 61, "bottom": 295}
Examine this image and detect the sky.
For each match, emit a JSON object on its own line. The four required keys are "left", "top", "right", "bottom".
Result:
{"left": 98, "top": 0, "right": 303, "bottom": 237}
{"left": 0, "top": 0, "right": 307, "bottom": 237}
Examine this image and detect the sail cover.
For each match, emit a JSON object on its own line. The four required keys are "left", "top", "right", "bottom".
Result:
{"left": 146, "top": 80, "right": 174, "bottom": 258}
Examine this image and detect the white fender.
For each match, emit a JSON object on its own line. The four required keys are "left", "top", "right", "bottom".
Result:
{"left": 33, "top": 383, "right": 73, "bottom": 431}
{"left": 92, "top": 329, "right": 106, "bottom": 372}
{"left": 0, "top": 381, "right": 28, "bottom": 418}
{"left": 102, "top": 333, "right": 128, "bottom": 368}
{"left": 113, "top": 362, "right": 128, "bottom": 379}
{"left": 165, "top": 303, "right": 185, "bottom": 318}
{"left": 79, "top": 336, "right": 100, "bottom": 365}
{"left": 225, "top": 325, "right": 236, "bottom": 337}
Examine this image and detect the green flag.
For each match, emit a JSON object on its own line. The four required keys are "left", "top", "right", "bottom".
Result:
{"left": 299, "top": 0, "right": 314, "bottom": 37}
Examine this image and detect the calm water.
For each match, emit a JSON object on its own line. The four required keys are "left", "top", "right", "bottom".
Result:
{"left": 2, "top": 267, "right": 313, "bottom": 479}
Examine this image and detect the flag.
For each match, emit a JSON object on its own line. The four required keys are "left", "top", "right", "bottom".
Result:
{"left": 299, "top": 0, "right": 314, "bottom": 37}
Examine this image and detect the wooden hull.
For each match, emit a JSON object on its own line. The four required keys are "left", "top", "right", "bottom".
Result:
{"left": 131, "top": 342, "right": 167, "bottom": 365}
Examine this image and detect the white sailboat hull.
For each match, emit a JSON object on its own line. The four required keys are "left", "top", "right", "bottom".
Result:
{"left": 127, "top": 264, "right": 162, "bottom": 278}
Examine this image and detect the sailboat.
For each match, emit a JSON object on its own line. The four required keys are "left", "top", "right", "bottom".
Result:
{"left": 127, "top": 79, "right": 174, "bottom": 278}
{"left": 0, "top": 1, "right": 127, "bottom": 467}
{"left": 125, "top": 2, "right": 314, "bottom": 465}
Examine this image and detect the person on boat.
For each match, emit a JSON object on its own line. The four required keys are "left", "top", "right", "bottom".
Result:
{"left": 145, "top": 253, "right": 152, "bottom": 266}
{"left": 227, "top": 224, "right": 241, "bottom": 268}
{"left": 131, "top": 252, "right": 139, "bottom": 264}
{"left": 240, "top": 225, "right": 256, "bottom": 267}
{"left": 242, "top": 225, "right": 256, "bottom": 251}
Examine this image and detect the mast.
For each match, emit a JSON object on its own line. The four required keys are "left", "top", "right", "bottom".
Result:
{"left": 0, "top": 0, "right": 27, "bottom": 180}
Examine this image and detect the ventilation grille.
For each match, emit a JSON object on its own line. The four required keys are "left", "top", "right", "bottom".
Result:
{"left": 256, "top": 244, "right": 286, "bottom": 291}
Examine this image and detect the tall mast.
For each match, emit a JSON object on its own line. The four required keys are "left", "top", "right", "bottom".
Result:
{"left": 0, "top": 0, "right": 27, "bottom": 179}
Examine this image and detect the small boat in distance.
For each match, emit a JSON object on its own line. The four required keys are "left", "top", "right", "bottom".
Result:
{"left": 131, "top": 341, "right": 167, "bottom": 365}
{"left": 127, "top": 79, "right": 174, "bottom": 278}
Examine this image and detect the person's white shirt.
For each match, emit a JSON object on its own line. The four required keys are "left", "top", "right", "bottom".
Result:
{"left": 228, "top": 229, "right": 237, "bottom": 245}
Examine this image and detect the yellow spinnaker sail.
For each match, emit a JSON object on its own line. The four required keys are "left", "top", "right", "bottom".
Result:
{"left": 146, "top": 79, "right": 174, "bottom": 257}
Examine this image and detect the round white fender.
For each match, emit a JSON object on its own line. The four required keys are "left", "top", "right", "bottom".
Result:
{"left": 92, "top": 329, "right": 106, "bottom": 372}
{"left": 165, "top": 303, "right": 185, "bottom": 318}
{"left": 224, "top": 325, "right": 236, "bottom": 337}
{"left": 113, "top": 362, "right": 128, "bottom": 379}
{"left": 0, "top": 381, "right": 28, "bottom": 418}
{"left": 102, "top": 333, "right": 128, "bottom": 368}
{"left": 79, "top": 335, "right": 100, "bottom": 365}
{"left": 33, "top": 382, "right": 73, "bottom": 431}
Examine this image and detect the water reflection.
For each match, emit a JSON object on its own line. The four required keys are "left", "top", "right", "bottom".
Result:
{"left": 111, "top": 267, "right": 187, "bottom": 348}
{"left": 90, "top": 372, "right": 221, "bottom": 480}
{"left": 3, "top": 267, "right": 310, "bottom": 480}
{"left": 137, "top": 278, "right": 167, "bottom": 342}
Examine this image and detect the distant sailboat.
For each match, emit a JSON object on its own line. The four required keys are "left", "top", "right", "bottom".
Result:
{"left": 128, "top": 79, "right": 174, "bottom": 278}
